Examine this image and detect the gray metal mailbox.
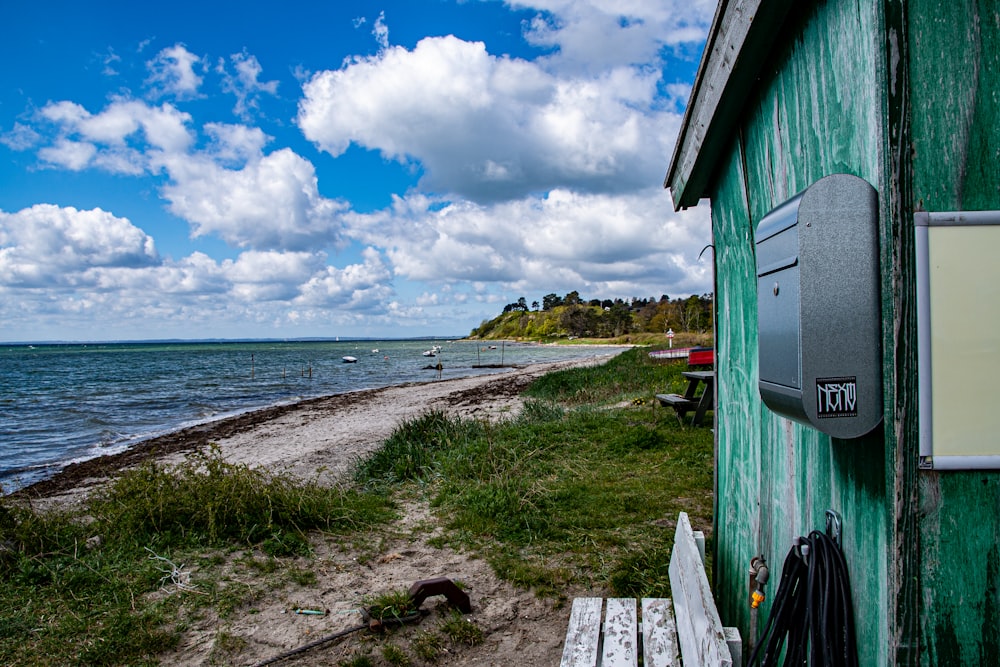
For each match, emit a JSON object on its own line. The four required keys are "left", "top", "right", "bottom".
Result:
{"left": 755, "top": 174, "right": 883, "bottom": 439}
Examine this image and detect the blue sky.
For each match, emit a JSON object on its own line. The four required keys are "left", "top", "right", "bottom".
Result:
{"left": 0, "top": 0, "right": 714, "bottom": 342}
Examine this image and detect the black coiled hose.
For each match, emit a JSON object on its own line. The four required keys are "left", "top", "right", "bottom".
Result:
{"left": 747, "top": 530, "right": 858, "bottom": 667}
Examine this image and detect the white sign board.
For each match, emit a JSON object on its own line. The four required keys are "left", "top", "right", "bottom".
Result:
{"left": 916, "top": 211, "right": 1000, "bottom": 469}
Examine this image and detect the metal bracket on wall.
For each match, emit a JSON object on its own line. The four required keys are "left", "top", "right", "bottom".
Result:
{"left": 825, "top": 509, "right": 843, "bottom": 550}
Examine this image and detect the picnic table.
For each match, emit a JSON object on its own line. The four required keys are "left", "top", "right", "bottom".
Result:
{"left": 656, "top": 371, "right": 715, "bottom": 426}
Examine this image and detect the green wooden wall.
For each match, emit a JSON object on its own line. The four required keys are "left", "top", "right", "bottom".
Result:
{"left": 706, "top": 2, "right": 897, "bottom": 664}
{"left": 703, "top": 0, "right": 1000, "bottom": 663}
{"left": 683, "top": 0, "right": 1000, "bottom": 661}
{"left": 908, "top": 0, "right": 1000, "bottom": 663}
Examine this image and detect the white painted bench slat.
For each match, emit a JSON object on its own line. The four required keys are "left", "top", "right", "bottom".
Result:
{"left": 642, "top": 597, "right": 680, "bottom": 667}
{"left": 560, "top": 597, "right": 603, "bottom": 666}
{"left": 669, "top": 512, "right": 733, "bottom": 667}
{"left": 601, "top": 598, "right": 638, "bottom": 667}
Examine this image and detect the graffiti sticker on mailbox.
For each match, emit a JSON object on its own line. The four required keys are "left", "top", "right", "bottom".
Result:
{"left": 816, "top": 377, "right": 858, "bottom": 418}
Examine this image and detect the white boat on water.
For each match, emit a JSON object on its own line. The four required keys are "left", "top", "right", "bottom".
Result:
{"left": 342, "top": 356, "right": 358, "bottom": 363}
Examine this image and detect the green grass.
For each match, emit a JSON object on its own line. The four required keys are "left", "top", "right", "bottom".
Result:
{"left": 364, "top": 588, "right": 418, "bottom": 623}
{"left": 0, "top": 450, "right": 394, "bottom": 666}
{"left": 381, "top": 642, "right": 411, "bottom": 666}
{"left": 0, "top": 346, "right": 713, "bottom": 663}
{"left": 435, "top": 406, "right": 712, "bottom": 595}
{"left": 524, "top": 344, "right": 693, "bottom": 405}
{"left": 354, "top": 347, "right": 715, "bottom": 597}
{"left": 439, "top": 612, "right": 484, "bottom": 646}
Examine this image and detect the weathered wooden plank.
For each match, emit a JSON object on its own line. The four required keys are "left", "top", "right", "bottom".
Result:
{"left": 724, "top": 626, "right": 743, "bottom": 667}
{"left": 693, "top": 529, "right": 706, "bottom": 565}
{"left": 560, "top": 597, "right": 602, "bottom": 667}
{"left": 656, "top": 393, "right": 697, "bottom": 409}
{"left": 641, "top": 598, "right": 680, "bottom": 667}
{"left": 656, "top": 394, "right": 699, "bottom": 422}
{"left": 600, "top": 598, "right": 638, "bottom": 667}
{"left": 710, "top": 142, "right": 764, "bottom": 634}
{"left": 669, "top": 512, "right": 732, "bottom": 667}
{"left": 665, "top": 0, "right": 795, "bottom": 209}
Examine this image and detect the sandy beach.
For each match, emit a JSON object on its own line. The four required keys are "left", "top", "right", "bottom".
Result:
{"left": 19, "top": 354, "right": 619, "bottom": 666}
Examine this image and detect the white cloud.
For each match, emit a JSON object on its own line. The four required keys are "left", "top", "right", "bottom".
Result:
{"left": 218, "top": 49, "right": 280, "bottom": 120}
{"left": 0, "top": 205, "right": 158, "bottom": 287}
{"left": 39, "top": 100, "right": 90, "bottom": 125}
{"left": 100, "top": 46, "right": 122, "bottom": 76}
{"left": 36, "top": 99, "right": 194, "bottom": 172}
{"left": 0, "top": 203, "right": 402, "bottom": 338}
{"left": 372, "top": 11, "right": 390, "bottom": 51}
{"left": 27, "top": 94, "right": 343, "bottom": 253}
{"left": 297, "top": 34, "right": 681, "bottom": 203}
{"left": 295, "top": 247, "right": 394, "bottom": 309}
{"left": 203, "top": 122, "right": 271, "bottom": 163}
{"left": 513, "top": 0, "right": 715, "bottom": 71}
{"left": 37, "top": 138, "right": 97, "bottom": 171}
{"left": 344, "top": 186, "right": 711, "bottom": 298}
{"left": 416, "top": 292, "right": 440, "bottom": 307}
{"left": 0, "top": 122, "right": 42, "bottom": 151}
{"left": 159, "top": 147, "right": 349, "bottom": 251}
{"left": 224, "top": 250, "right": 319, "bottom": 301}
{"left": 146, "top": 252, "right": 228, "bottom": 294}
{"left": 145, "top": 44, "right": 204, "bottom": 99}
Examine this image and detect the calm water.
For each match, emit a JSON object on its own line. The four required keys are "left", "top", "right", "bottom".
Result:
{"left": 0, "top": 339, "right": 626, "bottom": 491}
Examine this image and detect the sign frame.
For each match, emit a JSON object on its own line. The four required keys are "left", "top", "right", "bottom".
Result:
{"left": 916, "top": 210, "right": 1000, "bottom": 470}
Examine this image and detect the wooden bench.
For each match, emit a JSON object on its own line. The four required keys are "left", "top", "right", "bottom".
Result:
{"left": 656, "top": 371, "right": 715, "bottom": 426}
{"left": 560, "top": 512, "right": 740, "bottom": 667}
{"left": 656, "top": 393, "right": 699, "bottom": 412}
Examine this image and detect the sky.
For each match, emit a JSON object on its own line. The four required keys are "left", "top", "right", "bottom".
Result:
{"left": 0, "top": 0, "right": 715, "bottom": 342}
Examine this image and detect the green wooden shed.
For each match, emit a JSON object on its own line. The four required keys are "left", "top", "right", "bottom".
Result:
{"left": 665, "top": 1, "right": 1000, "bottom": 664}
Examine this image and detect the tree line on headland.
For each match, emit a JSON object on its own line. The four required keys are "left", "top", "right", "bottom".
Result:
{"left": 470, "top": 291, "right": 714, "bottom": 342}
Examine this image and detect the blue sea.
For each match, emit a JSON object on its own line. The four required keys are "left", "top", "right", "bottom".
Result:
{"left": 0, "top": 339, "right": 626, "bottom": 492}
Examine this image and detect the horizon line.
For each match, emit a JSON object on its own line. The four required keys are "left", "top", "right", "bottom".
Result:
{"left": 1, "top": 335, "right": 470, "bottom": 346}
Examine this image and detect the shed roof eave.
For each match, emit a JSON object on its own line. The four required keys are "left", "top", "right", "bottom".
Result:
{"left": 665, "top": 0, "right": 796, "bottom": 211}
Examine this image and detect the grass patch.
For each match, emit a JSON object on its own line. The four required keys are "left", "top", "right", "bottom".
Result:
{"left": 354, "top": 411, "right": 488, "bottom": 487}
{"left": 93, "top": 447, "right": 393, "bottom": 550}
{"left": 413, "top": 630, "right": 444, "bottom": 661}
{"left": 354, "top": 347, "right": 715, "bottom": 597}
{"left": 0, "top": 449, "right": 394, "bottom": 666}
{"left": 440, "top": 612, "right": 484, "bottom": 646}
{"left": 524, "top": 345, "right": 691, "bottom": 405}
{"left": 364, "top": 588, "right": 418, "bottom": 623}
{"left": 381, "top": 642, "right": 411, "bottom": 665}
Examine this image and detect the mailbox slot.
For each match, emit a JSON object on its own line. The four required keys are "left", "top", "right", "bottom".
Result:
{"left": 757, "top": 195, "right": 803, "bottom": 396}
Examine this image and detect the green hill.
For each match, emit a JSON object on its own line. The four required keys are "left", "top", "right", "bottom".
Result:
{"left": 469, "top": 294, "right": 714, "bottom": 347}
